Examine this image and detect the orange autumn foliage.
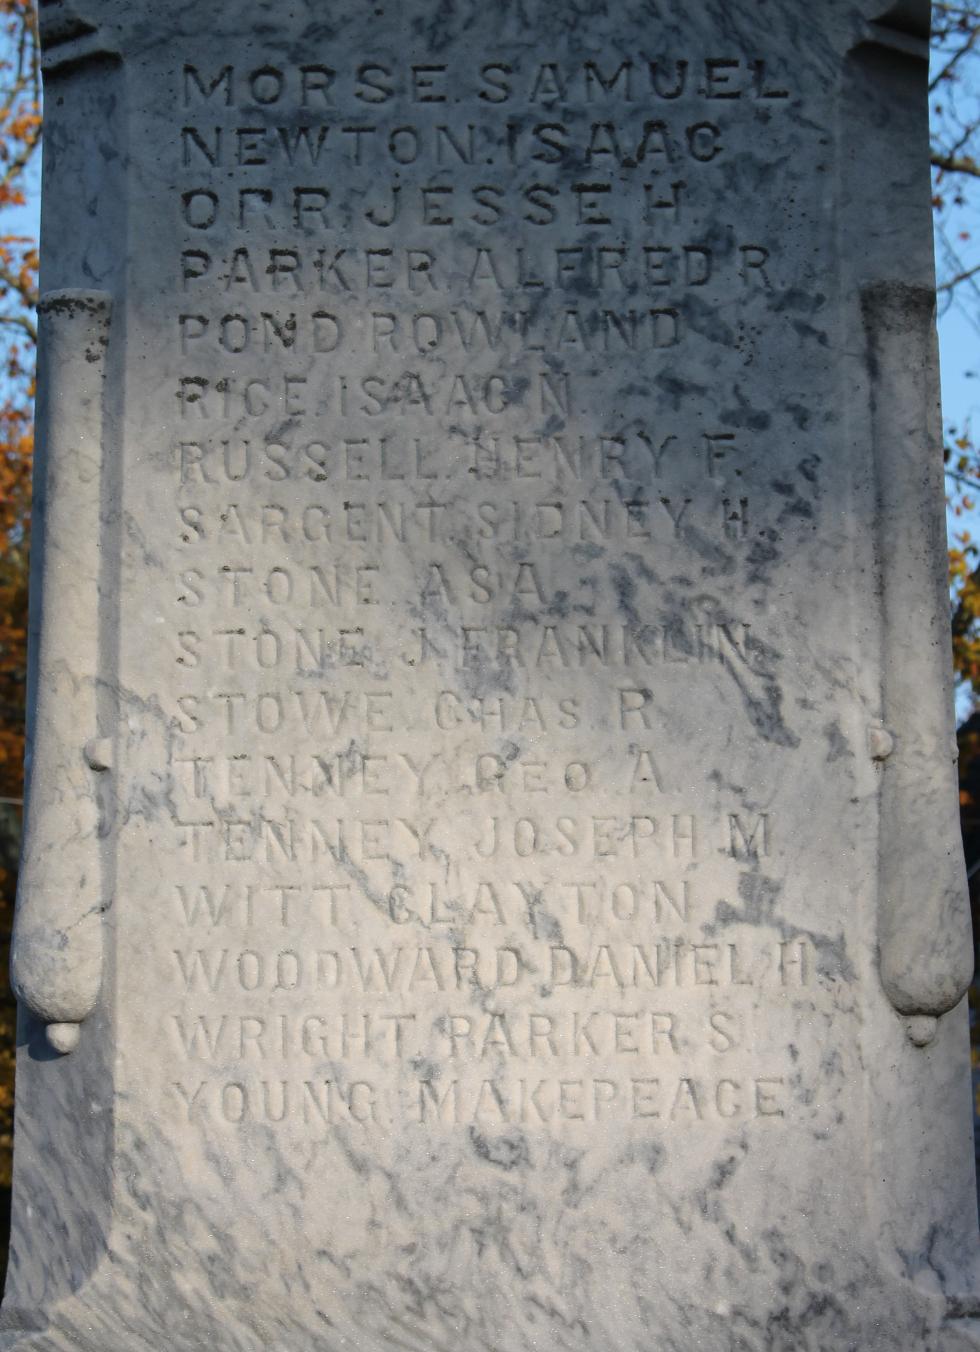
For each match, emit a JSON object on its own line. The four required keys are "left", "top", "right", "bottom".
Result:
{"left": 0, "top": 0, "right": 38, "bottom": 1216}
{"left": 934, "top": 5, "right": 980, "bottom": 716}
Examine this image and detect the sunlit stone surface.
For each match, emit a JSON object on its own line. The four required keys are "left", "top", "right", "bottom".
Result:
{"left": 3, "top": 2, "right": 980, "bottom": 1348}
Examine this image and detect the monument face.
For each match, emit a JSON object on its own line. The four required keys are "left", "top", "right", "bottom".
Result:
{"left": 5, "top": 1, "right": 980, "bottom": 1348}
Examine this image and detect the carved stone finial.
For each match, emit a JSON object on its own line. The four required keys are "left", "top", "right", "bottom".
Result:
{"left": 10, "top": 289, "right": 113, "bottom": 1054}
{"left": 46, "top": 1023, "right": 81, "bottom": 1055}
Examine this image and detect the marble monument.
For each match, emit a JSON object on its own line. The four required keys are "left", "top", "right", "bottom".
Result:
{"left": 3, "top": 0, "right": 980, "bottom": 1348}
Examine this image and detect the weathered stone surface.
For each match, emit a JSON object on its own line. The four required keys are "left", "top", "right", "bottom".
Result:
{"left": 3, "top": 2, "right": 979, "bottom": 1349}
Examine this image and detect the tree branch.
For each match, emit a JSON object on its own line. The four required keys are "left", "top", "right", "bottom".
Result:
{"left": 933, "top": 149, "right": 980, "bottom": 177}
{"left": 938, "top": 261, "right": 980, "bottom": 292}
{"left": 0, "top": 314, "right": 36, "bottom": 344}
{"left": 931, "top": 24, "right": 980, "bottom": 92}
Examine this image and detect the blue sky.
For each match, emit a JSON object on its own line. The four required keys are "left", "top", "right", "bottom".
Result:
{"left": 937, "top": 220, "right": 980, "bottom": 451}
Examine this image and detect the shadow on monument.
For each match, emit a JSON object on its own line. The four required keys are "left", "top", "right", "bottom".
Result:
{"left": 0, "top": 797, "right": 20, "bottom": 1287}
{"left": 956, "top": 713, "right": 980, "bottom": 1203}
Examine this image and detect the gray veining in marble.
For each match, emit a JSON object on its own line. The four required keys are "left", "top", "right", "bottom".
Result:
{"left": 2, "top": 1, "right": 980, "bottom": 1348}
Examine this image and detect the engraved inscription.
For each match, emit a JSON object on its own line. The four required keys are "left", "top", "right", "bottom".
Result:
{"left": 158, "top": 43, "right": 821, "bottom": 1135}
